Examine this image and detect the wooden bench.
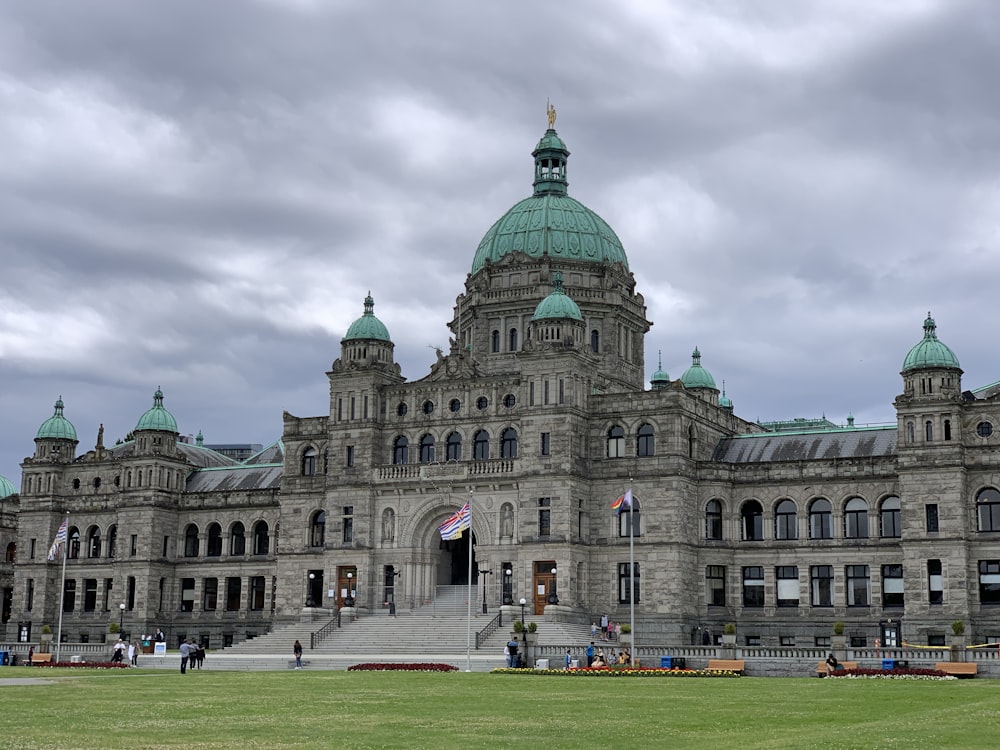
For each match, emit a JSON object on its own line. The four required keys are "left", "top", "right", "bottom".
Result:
{"left": 935, "top": 662, "right": 978, "bottom": 678}
{"left": 30, "top": 653, "right": 53, "bottom": 665}
{"left": 706, "top": 659, "right": 745, "bottom": 674}
{"left": 816, "top": 660, "right": 857, "bottom": 677}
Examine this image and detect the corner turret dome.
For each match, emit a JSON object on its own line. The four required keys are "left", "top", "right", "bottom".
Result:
{"left": 532, "top": 272, "right": 582, "bottom": 321}
{"left": 719, "top": 381, "right": 733, "bottom": 411}
{"left": 902, "top": 313, "right": 960, "bottom": 372}
{"left": 680, "top": 347, "right": 717, "bottom": 390}
{"left": 135, "top": 388, "right": 178, "bottom": 433}
{"left": 343, "top": 294, "right": 391, "bottom": 342}
{"left": 0, "top": 474, "right": 16, "bottom": 499}
{"left": 36, "top": 397, "right": 77, "bottom": 441}
{"left": 470, "top": 122, "right": 629, "bottom": 275}
{"left": 650, "top": 351, "right": 670, "bottom": 389}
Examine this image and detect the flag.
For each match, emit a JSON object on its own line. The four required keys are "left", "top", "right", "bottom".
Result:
{"left": 438, "top": 502, "right": 470, "bottom": 541}
{"left": 611, "top": 488, "right": 633, "bottom": 516}
{"left": 48, "top": 517, "right": 68, "bottom": 561}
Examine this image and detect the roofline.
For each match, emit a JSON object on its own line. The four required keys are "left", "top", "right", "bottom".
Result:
{"left": 733, "top": 423, "right": 897, "bottom": 439}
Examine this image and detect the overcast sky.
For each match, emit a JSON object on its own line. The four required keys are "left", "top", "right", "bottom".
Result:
{"left": 2, "top": 0, "right": 999, "bottom": 486}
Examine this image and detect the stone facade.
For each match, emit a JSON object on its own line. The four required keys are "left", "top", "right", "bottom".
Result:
{"left": 5, "top": 125, "right": 1000, "bottom": 652}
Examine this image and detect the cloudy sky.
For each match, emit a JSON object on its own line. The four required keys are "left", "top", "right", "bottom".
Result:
{"left": 2, "top": 0, "right": 998, "bottom": 486}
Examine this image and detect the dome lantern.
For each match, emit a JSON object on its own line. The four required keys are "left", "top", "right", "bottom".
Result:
{"left": 135, "top": 387, "right": 179, "bottom": 433}
{"left": 35, "top": 397, "right": 78, "bottom": 441}
{"left": 901, "top": 312, "right": 961, "bottom": 372}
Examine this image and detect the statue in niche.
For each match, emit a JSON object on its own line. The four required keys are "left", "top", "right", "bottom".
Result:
{"left": 382, "top": 508, "right": 395, "bottom": 542}
{"left": 500, "top": 503, "right": 514, "bottom": 538}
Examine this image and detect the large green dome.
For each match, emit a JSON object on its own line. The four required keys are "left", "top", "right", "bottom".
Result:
{"left": 36, "top": 397, "right": 77, "bottom": 441}
{"left": 680, "top": 347, "right": 717, "bottom": 390}
{"left": 470, "top": 127, "right": 629, "bottom": 275}
{"left": 135, "top": 388, "right": 178, "bottom": 433}
{"left": 902, "top": 313, "right": 960, "bottom": 372}
{"left": 532, "top": 272, "right": 582, "bottom": 321}
{"left": 343, "top": 294, "right": 391, "bottom": 342}
{"left": 0, "top": 474, "right": 16, "bottom": 499}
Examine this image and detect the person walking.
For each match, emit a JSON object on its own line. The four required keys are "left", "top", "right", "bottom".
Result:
{"left": 195, "top": 642, "right": 205, "bottom": 669}
{"left": 127, "top": 641, "right": 136, "bottom": 667}
{"left": 564, "top": 649, "right": 572, "bottom": 670}
{"left": 586, "top": 642, "right": 595, "bottom": 667}
{"left": 294, "top": 640, "right": 303, "bottom": 669}
{"left": 179, "top": 639, "right": 191, "bottom": 674}
{"left": 600, "top": 613, "right": 609, "bottom": 640}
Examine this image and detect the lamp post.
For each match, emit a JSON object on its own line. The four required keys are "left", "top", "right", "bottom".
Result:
{"left": 549, "top": 567, "right": 558, "bottom": 605}
{"left": 387, "top": 569, "right": 400, "bottom": 616}
{"left": 118, "top": 602, "right": 126, "bottom": 638}
{"left": 519, "top": 597, "right": 528, "bottom": 665}
{"left": 479, "top": 569, "right": 493, "bottom": 614}
{"left": 503, "top": 568, "right": 513, "bottom": 605}
{"left": 345, "top": 572, "right": 354, "bottom": 608}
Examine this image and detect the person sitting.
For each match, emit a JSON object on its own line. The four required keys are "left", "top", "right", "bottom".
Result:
{"left": 825, "top": 654, "right": 841, "bottom": 674}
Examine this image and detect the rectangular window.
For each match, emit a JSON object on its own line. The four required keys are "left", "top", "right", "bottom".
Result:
{"left": 776, "top": 566, "right": 799, "bottom": 607}
{"left": 203, "top": 577, "right": 218, "bottom": 611}
{"left": 250, "top": 576, "right": 266, "bottom": 610}
{"left": 364, "top": 395, "right": 369, "bottom": 419}
{"left": 742, "top": 566, "right": 765, "bottom": 608}
{"left": 29, "top": 539, "right": 36, "bottom": 559}
{"left": 26, "top": 579, "right": 34, "bottom": 611}
{"left": 846, "top": 565, "right": 870, "bottom": 607}
{"left": 618, "top": 562, "right": 640, "bottom": 603}
{"left": 928, "top": 634, "right": 946, "bottom": 647}
{"left": 337, "top": 398, "right": 343, "bottom": 421}
{"left": 529, "top": 381, "right": 535, "bottom": 406}
{"left": 103, "top": 578, "right": 113, "bottom": 612}
{"left": 779, "top": 635, "right": 795, "bottom": 647}
{"left": 978, "top": 560, "right": 1000, "bottom": 604}
{"left": 343, "top": 506, "right": 354, "bottom": 544}
{"left": 558, "top": 379, "right": 565, "bottom": 404}
{"left": 543, "top": 380, "right": 550, "bottom": 405}
{"left": 928, "top": 559, "right": 943, "bottom": 604}
{"left": 346, "top": 446, "right": 355, "bottom": 468}
{"left": 127, "top": 576, "right": 136, "bottom": 610}
{"left": 881, "top": 564, "right": 904, "bottom": 608}
{"left": 540, "top": 432, "right": 550, "bottom": 456}
{"left": 815, "top": 636, "right": 831, "bottom": 648}
{"left": 225, "top": 577, "right": 242, "bottom": 611}
{"left": 83, "top": 578, "right": 97, "bottom": 612}
{"left": 707, "top": 565, "right": 726, "bottom": 606}
{"left": 850, "top": 636, "right": 868, "bottom": 648}
{"left": 63, "top": 579, "right": 76, "bottom": 612}
{"left": 538, "top": 497, "right": 551, "bottom": 537}
{"left": 350, "top": 396, "right": 356, "bottom": 420}
{"left": 810, "top": 565, "right": 833, "bottom": 607}
{"left": 130, "top": 534, "right": 137, "bottom": 556}
{"left": 181, "top": 578, "right": 195, "bottom": 612}
{"left": 162, "top": 536, "right": 170, "bottom": 558}
{"left": 925, "top": 504, "right": 939, "bottom": 533}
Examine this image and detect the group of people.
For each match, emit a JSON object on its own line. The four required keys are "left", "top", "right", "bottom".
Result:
{"left": 585, "top": 641, "right": 631, "bottom": 667}
{"left": 590, "top": 614, "right": 619, "bottom": 641}
{"left": 110, "top": 638, "right": 139, "bottom": 666}
{"left": 179, "top": 639, "right": 206, "bottom": 673}
{"left": 504, "top": 638, "right": 525, "bottom": 668}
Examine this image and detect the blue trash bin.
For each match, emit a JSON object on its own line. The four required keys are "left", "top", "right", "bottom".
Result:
{"left": 0, "top": 651, "right": 10, "bottom": 666}
{"left": 661, "top": 656, "right": 673, "bottom": 669}
{"left": 881, "top": 658, "right": 896, "bottom": 670}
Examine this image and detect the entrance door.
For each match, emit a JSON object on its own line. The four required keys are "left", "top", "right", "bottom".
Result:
{"left": 306, "top": 569, "right": 324, "bottom": 607}
{"left": 880, "top": 620, "right": 900, "bottom": 648}
{"left": 337, "top": 566, "right": 357, "bottom": 607}
{"left": 532, "top": 561, "right": 556, "bottom": 615}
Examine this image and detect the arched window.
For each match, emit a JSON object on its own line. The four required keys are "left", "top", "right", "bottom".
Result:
{"left": 618, "top": 496, "right": 641, "bottom": 537}
{"left": 252, "top": 521, "right": 270, "bottom": 555}
{"left": 87, "top": 526, "right": 101, "bottom": 558}
{"left": 473, "top": 430, "right": 490, "bottom": 460}
{"left": 230, "top": 522, "right": 246, "bottom": 556}
{"left": 206, "top": 523, "right": 223, "bottom": 556}
{"left": 944, "top": 419, "right": 952, "bottom": 441}
{"left": 419, "top": 434, "right": 435, "bottom": 463}
{"left": 392, "top": 436, "right": 409, "bottom": 465}
{"left": 310, "top": 511, "right": 326, "bottom": 547}
{"left": 302, "top": 447, "right": 317, "bottom": 476}
{"left": 107, "top": 525, "right": 117, "bottom": 558}
{"left": 705, "top": 500, "right": 723, "bottom": 540}
{"left": 741, "top": 500, "right": 764, "bottom": 541}
{"left": 4, "top": 541, "right": 14, "bottom": 563}
{"left": 977, "top": 488, "right": 1000, "bottom": 532}
{"left": 636, "top": 424, "right": 655, "bottom": 457}
{"left": 509, "top": 328, "right": 518, "bottom": 351}
{"left": 925, "top": 420, "right": 934, "bottom": 441}
{"left": 501, "top": 428, "right": 518, "bottom": 458}
{"left": 184, "top": 524, "right": 199, "bottom": 557}
{"left": 446, "top": 432, "right": 462, "bottom": 461}
{"left": 844, "top": 497, "right": 869, "bottom": 539}
{"left": 68, "top": 527, "right": 80, "bottom": 559}
{"left": 880, "top": 496, "right": 902, "bottom": 538}
{"left": 809, "top": 498, "right": 833, "bottom": 539}
{"left": 606, "top": 426, "right": 625, "bottom": 458}
{"left": 491, "top": 330, "right": 500, "bottom": 353}
{"left": 591, "top": 330, "right": 600, "bottom": 353}
{"left": 774, "top": 499, "right": 797, "bottom": 540}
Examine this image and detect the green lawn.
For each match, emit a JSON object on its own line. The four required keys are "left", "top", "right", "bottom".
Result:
{"left": 1, "top": 668, "right": 998, "bottom": 749}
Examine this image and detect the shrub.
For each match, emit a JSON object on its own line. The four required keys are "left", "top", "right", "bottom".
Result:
{"left": 723, "top": 623, "right": 736, "bottom": 635}
{"left": 512, "top": 620, "right": 524, "bottom": 633}
{"left": 619, "top": 624, "right": 632, "bottom": 634}
{"left": 951, "top": 620, "right": 965, "bottom": 636}
{"left": 527, "top": 622, "right": 537, "bottom": 634}
{"left": 833, "top": 621, "right": 845, "bottom": 636}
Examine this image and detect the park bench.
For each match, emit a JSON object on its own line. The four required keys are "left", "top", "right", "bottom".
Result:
{"left": 30, "top": 653, "right": 53, "bottom": 665}
{"left": 816, "top": 660, "right": 857, "bottom": 677}
{"left": 706, "top": 659, "right": 744, "bottom": 674}
{"left": 934, "top": 662, "right": 978, "bottom": 678}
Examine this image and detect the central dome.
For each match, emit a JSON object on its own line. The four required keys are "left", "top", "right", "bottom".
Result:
{"left": 470, "top": 127, "right": 629, "bottom": 275}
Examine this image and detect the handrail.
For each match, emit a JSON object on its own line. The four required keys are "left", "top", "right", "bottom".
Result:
{"left": 310, "top": 609, "right": 342, "bottom": 650}
{"left": 475, "top": 611, "right": 504, "bottom": 650}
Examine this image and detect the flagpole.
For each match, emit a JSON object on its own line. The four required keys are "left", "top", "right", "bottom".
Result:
{"left": 628, "top": 479, "right": 636, "bottom": 667}
{"left": 466, "top": 489, "right": 473, "bottom": 672}
{"left": 55, "top": 512, "right": 69, "bottom": 663}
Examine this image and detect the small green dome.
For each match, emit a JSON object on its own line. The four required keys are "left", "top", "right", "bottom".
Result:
{"left": 0, "top": 474, "right": 16, "bottom": 499}
{"left": 532, "top": 272, "right": 582, "bottom": 321}
{"left": 135, "top": 388, "right": 178, "bottom": 433}
{"left": 471, "top": 128, "right": 629, "bottom": 275}
{"left": 719, "top": 381, "right": 733, "bottom": 410}
{"left": 343, "top": 294, "right": 391, "bottom": 342}
{"left": 902, "top": 313, "right": 960, "bottom": 372}
{"left": 36, "top": 397, "right": 77, "bottom": 441}
{"left": 680, "top": 347, "right": 717, "bottom": 390}
{"left": 650, "top": 350, "right": 670, "bottom": 389}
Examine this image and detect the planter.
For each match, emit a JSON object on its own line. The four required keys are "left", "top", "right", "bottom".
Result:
{"left": 722, "top": 634, "right": 736, "bottom": 645}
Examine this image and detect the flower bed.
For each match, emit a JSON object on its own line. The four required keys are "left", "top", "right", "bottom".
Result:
{"left": 492, "top": 666, "right": 739, "bottom": 678}
{"left": 828, "top": 667, "right": 955, "bottom": 680}
{"left": 347, "top": 663, "right": 458, "bottom": 672}
{"left": 31, "top": 661, "right": 130, "bottom": 670}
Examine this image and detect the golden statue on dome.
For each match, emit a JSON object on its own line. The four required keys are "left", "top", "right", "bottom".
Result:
{"left": 547, "top": 100, "right": 557, "bottom": 129}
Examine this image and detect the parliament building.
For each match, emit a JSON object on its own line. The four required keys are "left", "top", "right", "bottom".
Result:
{"left": 3, "top": 120, "right": 1000, "bottom": 651}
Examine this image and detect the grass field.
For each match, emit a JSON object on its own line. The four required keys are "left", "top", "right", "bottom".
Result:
{"left": 1, "top": 667, "right": 999, "bottom": 749}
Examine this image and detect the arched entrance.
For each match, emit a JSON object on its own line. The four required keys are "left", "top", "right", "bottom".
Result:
{"left": 438, "top": 529, "right": 477, "bottom": 585}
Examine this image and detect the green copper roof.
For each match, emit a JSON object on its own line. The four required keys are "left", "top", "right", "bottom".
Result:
{"left": 135, "top": 387, "right": 178, "bottom": 433}
{"left": 532, "top": 272, "right": 582, "bottom": 321}
{"left": 0, "top": 474, "right": 16, "bottom": 499}
{"left": 343, "top": 294, "right": 391, "bottom": 342}
{"left": 650, "top": 350, "right": 670, "bottom": 389}
{"left": 470, "top": 128, "right": 629, "bottom": 274}
{"left": 680, "top": 347, "right": 717, "bottom": 390}
{"left": 719, "top": 380, "right": 733, "bottom": 409}
{"left": 902, "top": 313, "right": 960, "bottom": 372}
{"left": 36, "top": 397, "right": 78, "bottom": 441}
